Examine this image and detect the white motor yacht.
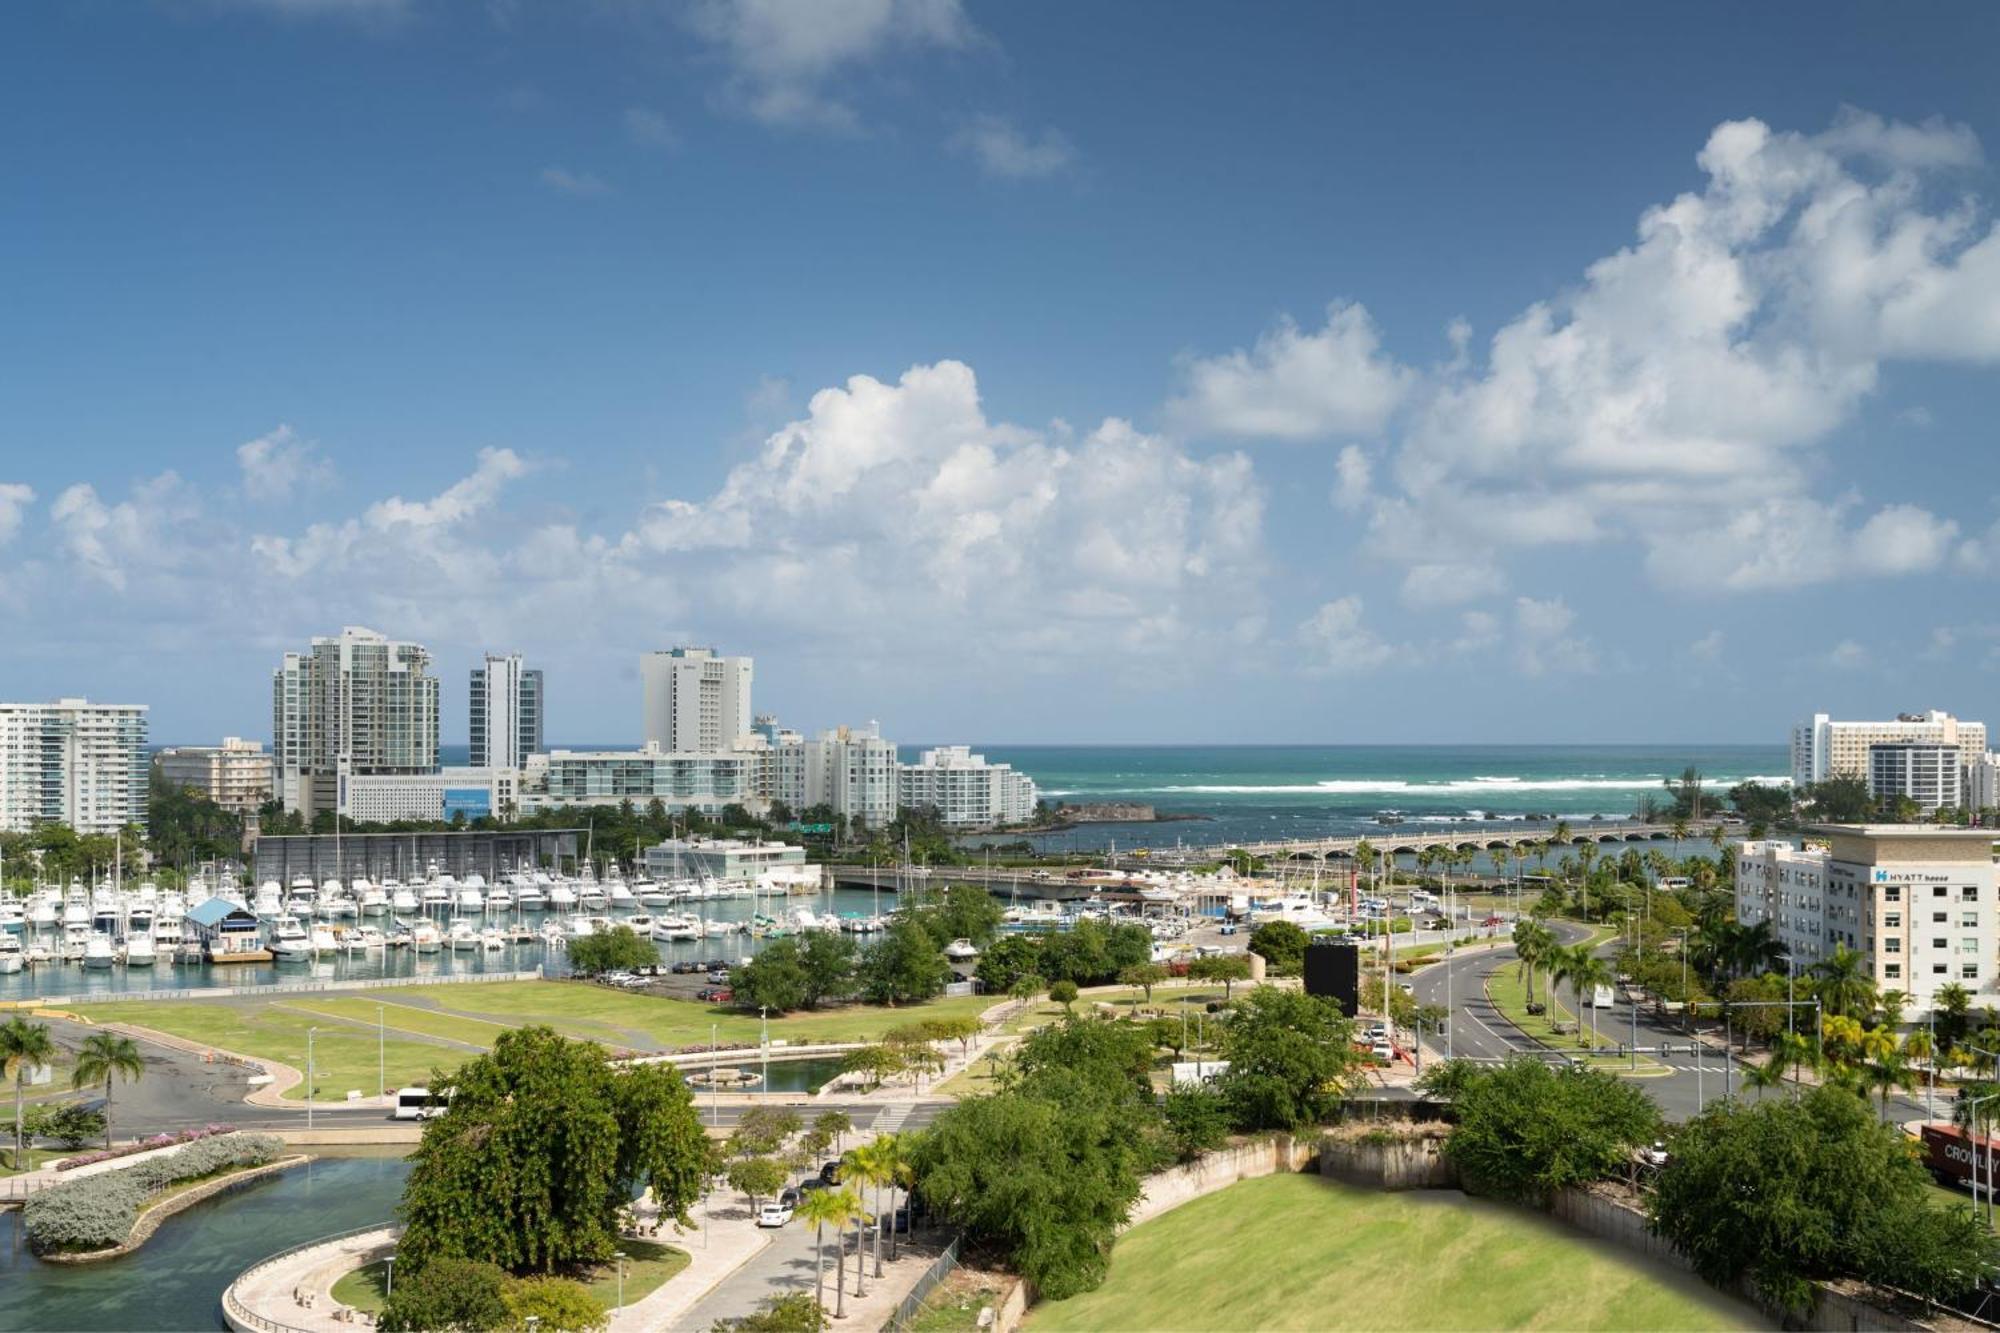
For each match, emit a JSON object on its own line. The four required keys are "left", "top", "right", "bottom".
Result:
{"left": 457, "top": 876, "right": 487, "bottom": 914}
{"left": 390, "top": 881, "right": 421, "bottom": 914}
{"left": 563, "top": 913, "right": 598, "bottom": 939}
{"left": 0, "top": 932, "right": 24, "bottom": 974}
{"left": 254, "top": 881, "right": 284, "bottom": 917}
{"left": 351, "top": 925, "right": 387, "bottom": 951}
{"left": 83, "top": 930, "right": 117, "bottom": 968}
{"left": 944, "top": 937, "right": 980, "bottom": 961}
{"left": 515, "top": 882, "right": 548, "bottom": 912}
{"left": 486, "top": 884, "right": 514, "bottom": 912}
{"left": 607, "top": 880, "right": 636, "bottom": 909}
{"left": 420, "top": 880, "right": 453, "bottom": 913}
{"left": 480, "top": 926, "right": 505, "bottom": 951}
{"left": 270, "top": 917, "right": 313, "bottom": 961}
{"left": 446, "top": 920, "right": 480, "bottom": 951}
{"left": 623, "top": 913, "right": 656, "bottom": 935}
{"left": 547, "top": 881, "right": 579, "bottom": 910}
{"left": 652, "top": 914, "right": 702, "bottom": 942}
{"left": 411, "top": 922, "right": 442, "bottom": 953}
{"left": 123, "top": 931, "right": 157, "bottom": 966}
{"left": 634, "top": 879, "right": 671, "bottom": 907}
{"left": 356, "top": 880, "right": 388, "bottom": 916}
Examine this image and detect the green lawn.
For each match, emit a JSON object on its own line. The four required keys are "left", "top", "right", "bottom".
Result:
{"left": 1029, "top": 1173, "right": 1759, "bottom": 1332}
{"left": 77, "top": 982, "right": 1000, "bottom": 1099}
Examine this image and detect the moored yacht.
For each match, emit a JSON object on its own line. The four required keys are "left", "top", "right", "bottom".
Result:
{"left": 269, "top": 916, "right": 313, "bottom": 960}
{"left": 123, "top": 931, "right": 157, "bottom": 966}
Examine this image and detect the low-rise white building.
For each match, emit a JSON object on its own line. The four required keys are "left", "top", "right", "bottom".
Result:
{"left": 341, "top": 767, "right": 519, "bottom": 824}
{"left": 897, "top": 745, "right": 1039, "bottom": 826}
{"left": 642, "top": 836, "right": 809, "bottom": 883}
{"left": 1737, "top": 825, "right": 2000, "bottom": 1010}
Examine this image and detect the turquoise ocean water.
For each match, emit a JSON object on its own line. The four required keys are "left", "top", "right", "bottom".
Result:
{"left": 969, "top": 744, "right": 1788, "bottom": 850}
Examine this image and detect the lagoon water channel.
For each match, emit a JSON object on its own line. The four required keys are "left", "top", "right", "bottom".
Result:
{"left": 0, "top": 1151, "right": 413, "bottom": 1332}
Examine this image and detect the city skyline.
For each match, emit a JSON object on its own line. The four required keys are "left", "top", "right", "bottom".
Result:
{"left": 5, "top": 4, "right": 2000, "bottom": 744}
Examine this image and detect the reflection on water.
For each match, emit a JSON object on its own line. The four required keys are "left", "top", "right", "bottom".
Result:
{"left": 0, "top": 1152, "right": 412, "bottom": 1333}
{"left": 0, "top": 885, "right": 908, "bottom": 1003}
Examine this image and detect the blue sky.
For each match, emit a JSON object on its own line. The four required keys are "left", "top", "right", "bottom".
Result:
{"left": 4, "top": 1, "right": 2000, "bottom": 747}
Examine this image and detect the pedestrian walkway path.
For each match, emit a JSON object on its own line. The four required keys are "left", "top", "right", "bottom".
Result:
{"left": 226, "top": 1226, "right": 396, "bottom": 1333}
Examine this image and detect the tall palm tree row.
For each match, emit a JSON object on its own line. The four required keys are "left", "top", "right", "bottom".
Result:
{"left": 1562, "top": 945, "right": 1615, "bottom": 1050}
{"left": 2, "top": 1017, "right": 57, "bottom": 1168}
{"left": 1511, "top": 921, "right": 1557, "bottom": 1008}
{"left": 71, "top": 1033, "right": 144, "bottom": 1151}
{"left": 796, "top": 1187, "right": 847, "bottom": 1318}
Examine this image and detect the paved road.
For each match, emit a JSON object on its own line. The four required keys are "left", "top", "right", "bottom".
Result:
{"left": 1407, "top": 930, "right": 1942, "bottom": 1125}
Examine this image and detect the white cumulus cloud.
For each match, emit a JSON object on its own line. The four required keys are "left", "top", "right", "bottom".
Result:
{"left": 949, "top": 116, "right": 1077, "bottom": 179}
{"left": 1298, "top": 596, "right": 1396, "bottom": 674}
{"left": 236, "top": 424, "right": 332, "bottom": 502}
{"left": 1170, "top": 302, "right": 1411, "bottom": 442}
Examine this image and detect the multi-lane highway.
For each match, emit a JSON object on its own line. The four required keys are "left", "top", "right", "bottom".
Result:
{"left": 1405, "top": 928, "right": 1941, "bottom": 1125}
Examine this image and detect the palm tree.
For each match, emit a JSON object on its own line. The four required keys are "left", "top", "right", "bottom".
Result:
{"left": 1512, "top": 920, "right": 1556, "bottom": 1007}
{"left": 1877, "top": 988, "right": 1909, "bottom": 1031}
{"left": 1551, "top": 820, "right": 1571, "bottom": 849}
{"left": 1563, "top": 947, "right": 1615, "bottom": 1050}
{"left": 1670, "top": 815, "right": 1691, "bottom": 843}
{"left": 71, "top": 1033, "right": 144, "bottom": 1150}
{"left": 823, "top": 1186, "right": 865, "bottom": 1315}
{"left": 797, "top": 1187, "right": 847, "bottom": 1318}
{"left": 844, "top": 1137, "right": 893, "bottom": 1281}
{"left": 1810, "top": 946, "right": 1878, "bottom": 1021}
{"left": 2, "top": 1017, "right": 57, "bottom": 1168}
{"left": 1731, "top": 920, "right": 1786, "bottom": 979}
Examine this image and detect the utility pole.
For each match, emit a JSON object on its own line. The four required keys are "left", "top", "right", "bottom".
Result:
{"left": 307, "top": 1026, "right": 317, "bottom": 1131}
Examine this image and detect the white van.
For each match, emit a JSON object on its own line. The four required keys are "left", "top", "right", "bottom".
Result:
{"left": 394, "top": 1086, "right": 448, "bottom": 1120}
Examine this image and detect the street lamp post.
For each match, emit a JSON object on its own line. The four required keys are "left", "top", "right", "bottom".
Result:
{"left": 377, "top": 1003, "right": 385, "bottom": 1100}
{"left": 760, "top": 1006, "right": 769, "bottom": 1090}
{"left": 307, "top": 1026, "right": 317, "bottom": 1131}
{"left": 614, "top": 1250, "right": 627, "bottom": 1312}
{"left": 384, "top": 1255, "right": 394, "bottom": 1299}
{"left": 711, "top": 1022, "right": 719, "bottom": 1128}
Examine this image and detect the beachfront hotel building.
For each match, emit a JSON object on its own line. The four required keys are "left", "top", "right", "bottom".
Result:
{"left": 520, "top": 746, "right": 760, "bottom": 815}
{"left": 1736, "top": 825, "right": 2000, "bottom": 1010}
{"left": 469, "top": 652, "right": 543, "bottom": 771}
{"left": 273, "top": 627, "right": 440, "bottom": 816}
{"left": 1867, "top": 742, "right": 1964, "bottom": 816}
{"left": 0, "top": 699, "right": 149, "bottom": 834}
{"left": 1790, "top": 710, "right": 1986, "bottom": 789}
{"left": 641, "top": 647, "right": 753, "bottom": 754}
{"left": 155, "top": 737, "right": 274, "bottom": 814}
{"left": 898, "top": 745, "right": 1040, "bottom": 827}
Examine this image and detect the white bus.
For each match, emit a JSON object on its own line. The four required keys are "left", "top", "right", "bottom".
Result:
{"left": 393, "top": 1087, "right": 448, "bottom": 1120}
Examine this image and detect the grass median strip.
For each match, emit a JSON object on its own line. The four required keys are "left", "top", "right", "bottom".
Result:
{"left": 1484, "top": 960, "right": 1661, "bottom": 1072}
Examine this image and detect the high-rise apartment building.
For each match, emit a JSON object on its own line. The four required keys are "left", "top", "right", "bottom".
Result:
{"left": 1867, "top": 743, "right": 1964, "bottom": 815}
{"left": 155, "top": 737, "right": 274, "bottom": 814}
{"left": 1736, "top": 825, "right": 1999, "bottom": 1010}
{"left": 898, "top": 745, "right": 1040, "bottom": 826}
{"left": 469, "top": 653, "right": 543, "bottom": 770}
{"left": 272, "top": 627, "right": 440, "bottom": 815}
{"left": 0, "top": 699, "right": 149, "bottom": 833}
{"left": 1791, "top": 710, "right": 1986, "bottom": 788}
{"left": 641, "top": 647, "right": 752, "bottom": 753}
{"left": 793, "top": 723, "right": 899, "bottom": 829}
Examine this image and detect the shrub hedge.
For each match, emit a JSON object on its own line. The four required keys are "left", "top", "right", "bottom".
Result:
{"left": 24, "top": 1132, "right": 285, "bottom": 1254}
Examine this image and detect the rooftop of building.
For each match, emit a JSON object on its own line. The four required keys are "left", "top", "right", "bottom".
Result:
{"left": 1806, "top": 823, "right": 2000, "bottom": 839}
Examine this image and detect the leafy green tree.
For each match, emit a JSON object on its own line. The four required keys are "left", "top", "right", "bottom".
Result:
{"left": 71, "top": 1032, "right": 144, "bottom": 1149}
{"left": 974, "top": 935, "right": 1043, "bottom": 993}
{"left": 1247, "top": 920, "right": 1309, "bottom": 976}
{"left": 1801, "top": 773, "right": 1874, "bottom": 822}
{"left": 839, "top": 1045, "right": 905, "bottom": 1090}
{"left": 907, "top": 1077, "right": 1160, "bottom": 1300}
{"left": 718, "top": 1292, "right": 828, "bottom": 1333}
{"left": 38, "top": 1102, "right": 107, "bottom": 1150}
{"left": 1103, "top": 923, "right": 1154, "bottom": 976}
{"left": 1118, "top": 963, "right": 1169, "bottom": 1006}
{"left": 906, "top": 885, "right": 1006, "bottom": 948}
{"left": 731, "top": 940, "right": 810, "bottom": 1014}
{"left": 1442, "top": 1058, "right": 1660, "bottom": 1204}
{"left": 1187, "top": 954, "right": 1251, "bottom": 999}
{"left": 796, "top": 931, "right": 858, "bottom": 1008}
{"left": 1035, "top": 919, "right": 1110, "bottom": 985}
{"left": 504, "top": 1276, "right": 608, "bottom": 1332}
{"left": 858, "top": 920, "right": 951, "bottom": 1005}
{"left": 730, "top": 1106, "right": 804, "bottom": 1158}
{"left": 727, "top": 1156, "right": 788, "bottom": 1213}
{"left": 565, "top": 926, "right": 658, "bottom": 977}
{"left": 377, "top": 1256, "right": 511, "bottom": 1333}
{"left": 1015, "top": 1015, "right": 1156, "bottom": 1096}
{"left": 1161, "top": 1084, "right": 1231, "bottom": 1161}
{"left": 396, "top": 1027, "right": 706, "bottom": 1276}
{"left": 3, "top": 1017, "right": 56, "bottom": 1168}
{"left": 1727, "top": 780, "right": 1794, "bottom": 825}
{"left": 1652, "top": 1085, "right": 1998, "bottom": 1313}
{"left": 1048, "top": 980, "right": 1079, "bottom": 1010}
{"left": 1215, "top": 988, "right": 1364, "bottom": 1131}
{"left": 812, "top": 1111, "right": 851, "bottom": 1156}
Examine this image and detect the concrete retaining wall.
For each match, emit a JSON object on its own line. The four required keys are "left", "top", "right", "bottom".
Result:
{"left": 1124, "top": 1135, "right": 1315, "bottom": 1232}
{"left": 1318, "top": 1133, "right": 1457, "bottom": 1191}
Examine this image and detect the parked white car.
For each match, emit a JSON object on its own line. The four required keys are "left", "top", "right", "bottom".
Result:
{"left": 757, "top": 1201, "right": 794, "bottom": 1228}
